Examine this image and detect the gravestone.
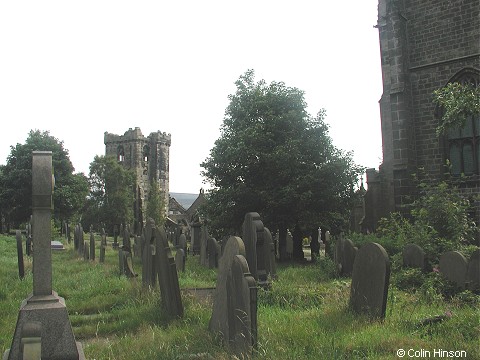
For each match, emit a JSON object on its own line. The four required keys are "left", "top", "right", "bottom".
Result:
{"left": 16, "top": 230, "right": 25, "bottom": 280}
{"left": 466, "top": 249, "right": 480, "bottom": 291}
{"left": 334, "top": 235, "right": 344, "bottom": 274}
{"left": 209, "top": 236, "right": 246, "bottom": 341}
{"left": 175, "top": 249, "right": 185, "bottom": 273}
{"left": 89, "top": 227, "right": 95, "bottom": 261}
{"left": 350, "top": 242, "right": 390, "bottom": 319}
{"left": 208, "top": 237, "right": 220, "bottom": 269}
{"left": 242, "top": 212, "right": 268, "bottom": 285}
{"left": 99, "top": 228, "right": 107, "bottom": 263}
{"left": 402, "top": 243, "right": 426, "bottom": 271}
{"left": 73, "top": 224, "right": 79, "bottom": 251}
{"left": 78, "top": 224, "right": 84, "bottom": 256}
{"left": 83, "top": 241, "right": 89, "bottom": 261}
{"left": 342, "top": 239, "right": 357, "bottom": 276}
{"left": 292, "top": 224, "right": 304, "bottom": 260}
{"left": 325, "top": 230, "right": 331, "bottom": 257}
{"left": 113, "top": 224, "right": 119, "bottom": 249}
{"left": 142, "top": 219, "right": 157, "bottom": 288}
{"left": 154, "top": 224, "right": 183, "bottom": 317}
{"left": 263, "top": 227, "right": 277, "bottom": 280}
{"left": 226, "top": 254, "right": 257, "bottom": 357}
{"left": 133, "top": 236, "right": 141, "bottom": 258}
{"left": 51, "top": 241, "right": 65, "bottom": 250}
{"left": 200, "top": 225, "right": 209, "bottom": 266}
{"left": 6, "top": 151, "right": 85, "bottom": 360}
{"left": 178, "top": 233, "right": 187, "bottom": 258}
{"left": 191, "top": 222, "right": 201, "bottom": 255}
{"left": 439, "top": 251, "right": 468, "bottom": 289}
{"left": 286, "top": 230, "right": 293, "bottom": 259}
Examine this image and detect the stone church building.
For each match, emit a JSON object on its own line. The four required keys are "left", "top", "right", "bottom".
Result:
{"left": 104, "top": 127, "right": 171, "bottom": 233}
{"left": 363, "top": 0, "right": 480, "bottom": 231}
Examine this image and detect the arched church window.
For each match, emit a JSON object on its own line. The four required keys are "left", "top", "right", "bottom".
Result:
{"left": 117, "top": 146, "right": 125, "bottom": 162}
{"left": 143, "top": 145, "right": 150, "bottom": 162}
{"left": 443, "top": 69, "right": 479, "bottom": 176}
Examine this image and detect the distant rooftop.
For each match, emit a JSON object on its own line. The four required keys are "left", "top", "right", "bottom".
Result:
{"left": 170, "top": 192, "right": 198, "bottom": 210}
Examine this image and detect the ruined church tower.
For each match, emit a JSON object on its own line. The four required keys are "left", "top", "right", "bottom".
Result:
{"left": 104, "top": 127, "right": 171, "bottom": 232}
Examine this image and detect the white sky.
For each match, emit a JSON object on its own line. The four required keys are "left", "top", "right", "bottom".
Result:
{"left": 0, "top": 1, "right": 383, "bottom": 194}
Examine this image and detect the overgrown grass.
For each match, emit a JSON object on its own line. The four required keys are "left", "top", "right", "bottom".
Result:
{"left": 1, "top": 234, "right": 478, "bottom": 359}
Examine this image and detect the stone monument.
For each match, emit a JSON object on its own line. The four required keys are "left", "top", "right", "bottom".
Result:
{"left": 5, "top": 151, "right": 84, "bottom": 360}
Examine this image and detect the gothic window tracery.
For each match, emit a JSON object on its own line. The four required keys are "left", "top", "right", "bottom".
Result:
{"left": 443, "top": 70, "right": 479, "bottom": 176}
{"left": 117, "top": 146, "right": 125, "bottom": 162}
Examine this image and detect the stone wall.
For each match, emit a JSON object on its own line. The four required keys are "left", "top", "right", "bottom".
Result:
{"left": 365, "top": 0, "right": 480, "bottom": 230}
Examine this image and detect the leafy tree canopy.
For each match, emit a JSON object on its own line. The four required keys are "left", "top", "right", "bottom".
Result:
{"left": 82, "top": 155, "right": 135, "bottom": 233}
{"left": 0, "top": 130, "right": 88, "bottom": 227}
{"left": 433, "top": 82, "right": 480, "bottom": 135}
{"left": 201, "top": 70, "right": 363, "bottom": 236}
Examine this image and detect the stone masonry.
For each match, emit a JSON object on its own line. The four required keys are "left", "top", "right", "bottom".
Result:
{"left": 364, "top": 0, "right": 480, "bottom": 231}
{"left": 104, "top": 128, "right": 171, "bottom": 233}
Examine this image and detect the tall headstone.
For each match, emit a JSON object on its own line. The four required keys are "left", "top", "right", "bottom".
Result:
{"left": 25, "top": 220, "right": 32, "bottom": 257}
{"left": 286, "top": 230, "right": 293, "bottom": 259}
{"left": 142, "top": 219, "right": 157, "bottom": 288}
{"left": 155, "top": 224, "right": 183, "bottom": 317}
{"left": 16, "top": 230, "right": 25, "bottom": 280}
{"left": 112, "top": 224, "right": 119, "bottom": 249}
{"left": 6, "top": 151, "right": 84, "bottom": 360}
{"left": 350, "top": 242, "right": 390, "bottom": 319}
{"left": 342, "top": 239, "right": 357, "bottom": 276}
{"left": 200, "top": 225, "right": 209, "bottom": 266}
{"left": 466, "top": 249, "right": 480, "bottom": 291}
{"left": 178, "top": 233, "right": 187, "bottom": 258}
{"left": 209, "top": 236, "right": 247, "bottom": 343}
{"left": 89, "top": 226, "right": 95, "bottom": 261}
{"left": 208, "top": 237, "right": 220, "bottom": 269}
{"left": 334, "top": 235, "right": 344, "bottom": 275}
{"left": 191, "top": 222, "right": 201, "bottom": 255}
{"left": 439, "top": 251, "right": 468, "bottom": 290}
{"left": 242, "top": 212, "right": 268, "bottom": 285}
{"left": 99, "top": 228, "right": 107, "bottom": 263}
{"left": 226, "top": 254, "right": 257, "bottom": 357}
{"left": 402, "top": 243, "right": 426, "bottom": 271}
{"left": 263, "top": 227, "right": 277, "bottom": 280}
{"left": 175, "top": 249, "right": 185, "bottom": 273}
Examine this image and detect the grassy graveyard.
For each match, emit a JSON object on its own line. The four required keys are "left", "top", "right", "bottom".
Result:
{"left": 0, "top": 234, "right": 478, "bottom": 360}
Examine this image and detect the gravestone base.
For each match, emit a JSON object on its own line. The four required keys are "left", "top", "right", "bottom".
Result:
{"left": 7, "top": 291, "right": 85, "bottom": 360}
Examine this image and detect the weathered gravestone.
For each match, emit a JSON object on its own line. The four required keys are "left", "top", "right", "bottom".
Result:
{"left": 99, "top": 228, "right": 107, "bottom": 263}
{"left": 89, "top": 226, "right": 95, "bottom": 261}
{"left": 340, "top": 238, "right": 357, "bottom": 277}
{"left": 191, "top": 221, "right": 201, "bottom": 255}
{"left": 154, "top": 223, "right": 183, "bottom": 317}
{"left": 5, "top": 151, "right": 85, "bottom": 360}
{"left": 175, "top": 249, "right": 185, "bottom": 273}
{"left": 439, "top": 251, "right": 468, "bottom": 290}
{"left": 466, "top": 249, "right": 480, "bottom": 291}
{"left": 200, "top": 225, "right": 209, "bottom": 266}
{"left": 142, "top": 219, "right": 157, "bottom": 288}
{"left": 242, "top": 212, "right": 268, "bottom": 286}
{"left": 263, "top": 227, "right": 277, "bottom": 280}
{"left": 208, "top": 237, "right": 220, "bottom": 269}
{"left": 226, "top": 254, "right": 257, "bottom": 357}
{"left": 16, "top": 230, "right": 25, "bottom": 280}
{"left": 350, "top": 242, "right": 390, "bottom": 319}
{"left": 178, "top": 233, "right": 187, "bottom": 258}
{"left": 286, "top": 230, "right": 293, "bottom": 259}
{"left": 83, "top": 241, "right": 89, "bottom": 261}
{"left": 112, "top": 224, "right": 119, "bottom": 249}
{"left": 402, "top": 243, "right": 426, "bottom": 271}
{"left": 209, "top": 236, "right": 246, "bottom": 340}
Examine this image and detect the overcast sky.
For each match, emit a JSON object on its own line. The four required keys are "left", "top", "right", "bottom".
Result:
{"left": 0, "top": 1, "right": 383, "bottom": 194}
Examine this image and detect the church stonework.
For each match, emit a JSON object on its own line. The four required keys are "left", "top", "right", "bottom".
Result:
{"left": 363, "top": 0, "right": 480, "bottom": 231}
{"left": 104, "top": 127, "right": 171, "bottom": 233}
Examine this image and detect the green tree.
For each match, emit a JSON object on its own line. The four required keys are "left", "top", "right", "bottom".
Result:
{"left": 146, "top": 179, "right": 165, "bottom": 226}
{"left": 84, "top": 155, "right": 135, "bottom": 233}
{"left": 433, "top": 82, "right": 480, "bottom": 135}
{"left": 201, "top": 70, "right": 363, "bottom": 259}
{"left": 0, "top": 130, "right": 88, "bottom": 228}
